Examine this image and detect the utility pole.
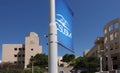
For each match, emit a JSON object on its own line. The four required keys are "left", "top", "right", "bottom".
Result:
{"left": 32, "top": 61, "right": 34, "bottom": 73}
{"left": 100, "top": 54, "right": 103, "bottom": 72}
{"left": 98, "top": 45, "right": 103, "bottom": 72}
{"left": 48, "top": 0, "right": 58, "bottom": 73}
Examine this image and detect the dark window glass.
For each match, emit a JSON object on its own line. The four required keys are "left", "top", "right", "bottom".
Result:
{"left": 18, "top": 61, "right": 21, "bottom": 64}
{"left": 31, "top": 56, "right": 33, "bottom": 58}
{"left": 31, "top": 48, "right": 33, "bottom": 51}
{"left": 113, "top": 56, "right": 117, "bottom": 60}
{"left": 113, "top": 65, "right": 118, "bottom": 69}
{"left": 110, "top": 48, "right": 113, "bottom": 50}
{"left": 19, "top": 48, "right": 21, "bottom": 50}
{"left": 14, "top": 61, "right": 17, "bottom": 64}
{"left": 23, "top": 54, "right": 25, "bottom": 57}
{"left": 14, "top": 55, "right": 17, "bottom": 57}
{"left": 14, "top": 48, "right": 17, "bottom": 51}
{"left": 23, "top": 48, "right": 25, "bottom": 50}
{"left": 19, "top": 55, "right": 21, "bottom": 57}
{"left": 22, "top": 61, "right": 25, "bottom": 64}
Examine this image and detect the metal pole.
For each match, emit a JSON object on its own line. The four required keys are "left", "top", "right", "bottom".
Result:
{"left": 98, "top": 45, "right": 103, "bottom": 72}
{"left": 32, "top": 62, "right": 34, "bottom": 73}
{"left": 48, "top": 0, "right": 58, "bottom": 73}
{"left": 111, "top": 58, "right": 113, "bottom": 70}
{"left": 100, "top": 55, "right": 103, "bottom": 72}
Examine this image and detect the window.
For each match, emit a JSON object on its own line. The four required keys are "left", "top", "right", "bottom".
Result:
{"left": 18, "top": 61, "right": 21, "bottom": 64}
{"left": 114, "top": 23, "right": 119, "bottom": 29}
{"left": 115, "top": 42, "right": 119, "bottom": 49}
{"left": 19, "top": 48, "right": 21, "bottom": 50}
{"left": 109, "top": 25, "right": 113, "bottom": 31}
{"left": 113, "top": 56, "right": 117, "bottom": 60}
{"left": 14, "top": 61, "right": 17, "bottom": 64}
{"left": 23, "top": 48, "right": 25, "bottom": 50}
{"left": 22, "top": 61, "right": 25, "bottom": 64}
{"left": 113, "top": 65, "right": 118, "bottom": 69}
{"left": 18, "top": 55, "right": 21, "bottom": 57}
{"left": 110, "top": 48, "right": 113, "bottom": 50}
{"left": 22, "top": 54, "right": 25, "bottom": 57}
{"left": 110, "top": 44, "right": 113, "bottom": 50}
{"left": 31, "top": 56, "right": 33, "bottom": 58}
{"left": 14, "top": 48, "right": 17, "bottom": 51}
{"left": 31, "top": 48, "right": 33, "bottom": 51}
{"left": 106, "top": 57, "right": 108, "bottom": 61}
{"left": 14, "top": 55, "right": 17, "bottom": 57}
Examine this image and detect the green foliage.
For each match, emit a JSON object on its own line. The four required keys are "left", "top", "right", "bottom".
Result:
{"left": 0, "top": 54, "right": 48, "bottom": 73}
{"left": 0, "top": 69, "right": 22, "bottom": 73}
{"left": 0, "top": 68, "right": 45, "bottom": 73}
{"left": 30, "top": 53, "right": 48, "bottom": 68}
{"left": 23, "top": 69, "right": 32, "bottom": 73}
{"left": 0, "top": 62, "right": 24, "bottom": 70}
{"left": 73, "top": 56, "right": 99, "bottom": 72}
{"left": 33, "top": 67, "right": 45, "bottom": 73}
{"left": 62, "top": 54, "right": 75, "bottom": 63}
{"left": 81, "top": 71, "right": 95, "bottom": 73}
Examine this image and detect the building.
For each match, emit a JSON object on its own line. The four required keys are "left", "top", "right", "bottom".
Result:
{"left": 83, "top": 49, "right": 89, "bottom": 56}
{"left": 84, "top": 37, "right": 104, "bottom": 57}
{"left": 58, "top": 56, "right": 69, "bottom": 67}
{"left": 2, "top": 32, "right": 42, "bottom": 68}
{"left": 84, "top": 18, "right": 120, "bottom": 71}
{"left": 104, "top": 18, "right": 120, "bottom": 70}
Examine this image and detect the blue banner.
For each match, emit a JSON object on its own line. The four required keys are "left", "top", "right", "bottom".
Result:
{"left": 55, "top": 0, "right": 73, "bottom": 52}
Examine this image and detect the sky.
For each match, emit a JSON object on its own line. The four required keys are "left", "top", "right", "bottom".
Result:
{"left": 0, "top": 0, "right": 120, "bottom": 60}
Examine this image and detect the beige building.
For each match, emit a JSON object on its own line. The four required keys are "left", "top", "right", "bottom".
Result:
{"left": 58, "top": 56, "right": 69, "bottom": 67}
{"left": 104, "top": 18, "right": 120, "bottom": 70}
{"left": 83, "top": 49, "right": 90, "bottom": 56}
{"left": 84, "top": 37, "right": 104, "bottom": 57}
{"left": 2, "top": 32, "right": 42, "bottom": 68}
{"left": 84, "top": 18, "right": 120, "bottom": 71}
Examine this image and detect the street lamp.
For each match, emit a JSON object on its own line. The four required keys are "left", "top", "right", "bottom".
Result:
{"left": 30, "top": 56, "right": 35, "bottom": 73}
{"left": 32, "top": 61, "right": 34, "bottom": 73}
{"left": 97, "top": 46, "right": 104, "bottom": 72}
{"left": 110, "top": 57, "right": 113, "bottom": 71}
{"left": 95, "top": 37, "right": 104, "bottom": 72}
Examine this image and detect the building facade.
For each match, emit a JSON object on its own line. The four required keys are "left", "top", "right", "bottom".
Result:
{"left": 2, "top": 32, "right": 42, "bottom": 68}
{"left": 84, "top": 18, "right": 120, "bottom": 71}
{"left": 58, "top": 56, "right": 69, "bottom": 67}
{"left": 84, "top": 37, "right": 104, "bottom": 57}
{"left": 104, "top": 18, "right": 120, "bottom": 70}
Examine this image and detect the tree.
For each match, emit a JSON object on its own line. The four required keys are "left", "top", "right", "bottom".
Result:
{"left": 62, "top": 54, "right": 75, "bottom": 63}
{"left": 30, "top": 53, "right": 48, "bottom": 68}
{"left": 73, "top": 56, "right": 99, "bottom": 72}
{"left": 0, "top": 62, "right": 23, "bottom": 70}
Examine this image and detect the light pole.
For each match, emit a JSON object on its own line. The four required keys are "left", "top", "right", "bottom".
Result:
{"left": 32, "top": 61, "right": 34, "bottom": 73}
{"left": 100, "top": 54, "right": 103, "bottom": 72}
{"left": 98, "top": 46, "right": 104, "bottom": 72}
{"left": 48, "top": 0, "right": 58, "bottom": 73}
{"left": 30, "top": 57, "right": 34, "bottom": 73}
{"left": 111, "top": 57, "right": 113, "bottom": 71}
